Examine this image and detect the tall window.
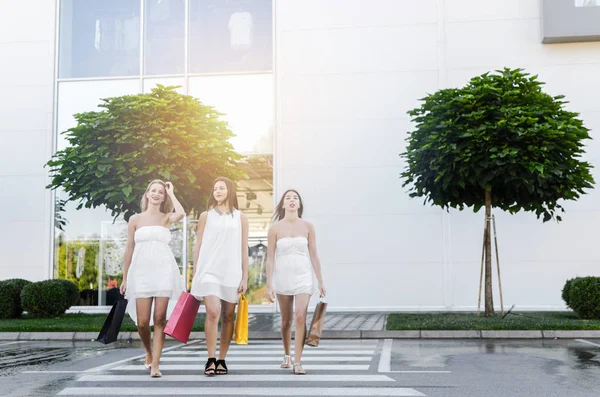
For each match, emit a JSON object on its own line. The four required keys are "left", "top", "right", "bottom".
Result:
{"left": 59, "top": 0, "right": 141, "bottom": 78}
{"left": 54, "top": 0, "right": 274, "bottom": 307}
{"left": 189, "top": 0, "right": 272, "bottom": 74}
{"left": 144, "top": 0, "right": 185, "bottom": 75}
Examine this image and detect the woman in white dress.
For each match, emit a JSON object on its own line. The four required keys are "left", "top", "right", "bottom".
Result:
{"left": 191, "top": 177, "right": 249, "bottom": 376}
{"left": 120, "top": 180, "right": 185, "bottom": 378}
{"left": 266, "top": 189, "right": 326, "bottom": 375}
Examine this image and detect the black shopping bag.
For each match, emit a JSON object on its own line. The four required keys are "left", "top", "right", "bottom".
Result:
{"left": 96, "top": 298, "right": 128, "bottom": 344}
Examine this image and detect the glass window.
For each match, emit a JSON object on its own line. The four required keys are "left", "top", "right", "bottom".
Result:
{"left": 188, "top": 74, "right": 274, "bottom": 304}
{"left": 189, "top": 0, "right": 272, "bottom": 74}
{"left": 56, "top": 80, "right": 141, "bottom": 150}
{"left": 188, "top": 74, "right": 273, "bottom": 154}
{"left": 54, "top": 80, "right": 145, "bottom": 306}
{"left": 144, "top": 0, "right": 185, "bottom": 75}
{"left": 59, "top": 0, "right": 141, "bottom": 78}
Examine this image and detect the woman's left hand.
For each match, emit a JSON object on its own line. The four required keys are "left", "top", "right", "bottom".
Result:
{"left": 238, "top": 279, "right": 248, "bottom": 294}
{"left": 318, "top": 282, "right": 326, "bottom": 298}
{"left": 165, "top": 181, "right": 174, "bottom": 195}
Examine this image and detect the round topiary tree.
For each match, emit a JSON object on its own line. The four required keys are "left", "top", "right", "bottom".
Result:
{"left": 21, "top": 280, "right": 68, "bottom": 318}
{"left": 401, "top": 68, "right": 595, "bottom": 316}
{"left": 46, "top": 85, "right": 244, "bottom": 221}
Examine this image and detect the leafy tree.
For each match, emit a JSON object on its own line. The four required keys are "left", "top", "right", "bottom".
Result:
{"left": 401, "top": 68, "right": 594, "bottom": 316}
{"left": 46, "top": 85, "right": 243, "bottom": 221}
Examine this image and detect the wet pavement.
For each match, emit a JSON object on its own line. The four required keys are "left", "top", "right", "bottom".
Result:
{"left": 388, "top": 339, "right": 600, "bottom": 396}
{"left": 1, "top": 338, "right": 599, "bottom": 396}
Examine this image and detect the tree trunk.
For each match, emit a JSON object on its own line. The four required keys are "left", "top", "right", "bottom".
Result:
{"left": 484, "top": 189, "right": 495, "bottom": 316}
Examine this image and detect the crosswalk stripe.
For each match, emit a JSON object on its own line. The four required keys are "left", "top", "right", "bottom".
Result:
{"left": 76, "top": 374, "right": 395, "bottom": 382}
{"left": 159, "top": 356, "right": 372, "bottom": 362}
{"left": 182, "top": 345, "right": 377, "bottom": 350}
{"left": 58, "top": 387, "right": 425, "bottom": 396}
{"left": 56, "top": 339, "right": 427, "bottom": 397}
{"left": 164, "top": 350, "right": 375, "bottom": 356}
{"left": 115, "top": 364, "right": 370, "bottom": 371}
{"left": 211, "top": 341, "right": 377, "bottom": 345}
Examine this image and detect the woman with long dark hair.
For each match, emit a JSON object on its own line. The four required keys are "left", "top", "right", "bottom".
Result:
{"left": 191, "top": 176, "right": 249, "bottom": 376}
{"left": 266, "top": 189, "right": 326, "bottom": 374}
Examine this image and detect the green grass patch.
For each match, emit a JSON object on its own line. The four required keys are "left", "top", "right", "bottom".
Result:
{"left": 386, "top": 312, "right": 600, "bottom": 330}
{"left": 0, "top": 313, "right": 205, "bottom": 333}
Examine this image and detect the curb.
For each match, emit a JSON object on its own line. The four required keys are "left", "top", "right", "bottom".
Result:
{"left": 2, "top": 330, "right": 600, "bottom": 341}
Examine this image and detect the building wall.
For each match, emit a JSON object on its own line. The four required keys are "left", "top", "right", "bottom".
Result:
{"left": 0, "top": 0, "right": 56, "bottom": 281}
{"left": 275, "top": 0, "right": 600, "bottom": 310}
{"left": 1, "top": 0, "right": 599, "bottom": 311}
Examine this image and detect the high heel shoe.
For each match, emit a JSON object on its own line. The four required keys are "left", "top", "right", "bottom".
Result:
{"left": 280, "top": 355, "right": 291, "bottom": 369}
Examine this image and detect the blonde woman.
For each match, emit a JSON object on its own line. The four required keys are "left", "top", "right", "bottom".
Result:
{"left": 266, "top": 189, "right": 326, "bottom": 375}
{"left": 120, "top": 180, "right": 185, "bottom": 378}
{"left": 191, "top": 177, "right": 249, "bottom": 376}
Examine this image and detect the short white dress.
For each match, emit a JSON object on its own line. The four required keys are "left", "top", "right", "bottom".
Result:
{"left": 125, "top": 226, "right": 184, "bottom": 325}
{"left": 191, "top": 208, "right": 242, "bottom": 304}
{"left": 274, "top": 237, "right": 314, "bottom": 295}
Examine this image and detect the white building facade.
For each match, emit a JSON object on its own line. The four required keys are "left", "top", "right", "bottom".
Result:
{"left": 1, "top": 0, "right": 599, "bottom": 311}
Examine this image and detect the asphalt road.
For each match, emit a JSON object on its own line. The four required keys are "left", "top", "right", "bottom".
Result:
{"left": 1, "top": 338, "right": 599, "bottom": 396}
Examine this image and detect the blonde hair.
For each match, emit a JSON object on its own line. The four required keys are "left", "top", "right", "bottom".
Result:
{"left": 140, "top": 179, "right": 174, "bottom": 214}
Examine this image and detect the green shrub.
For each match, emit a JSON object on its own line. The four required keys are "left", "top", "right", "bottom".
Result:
{"left": 5, "top": 278, "right": 32, "bottom": 317}
{"left": 21, "top": 280, "right": 67, "bottom": 318}
{"left": 50, "top": 279, "right": 79, "bottom": 311}
{"left": 561, "top": 278, "right": 576, "bottom": 308}
{"left": 0, "top": 280, "right": 19, "bottom": 319}
{"left": 569, "top": 277, "right": 600, "bottom": 320}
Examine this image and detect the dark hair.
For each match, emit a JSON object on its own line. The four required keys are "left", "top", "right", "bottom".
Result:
{"left": 207, "top": 176, "right": 239, "bottom": 213}
{"left": 271, "top": 189, "right": 303, "bottom": 222}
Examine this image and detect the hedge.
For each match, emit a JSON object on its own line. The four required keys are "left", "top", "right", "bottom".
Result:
{"left": 21, "top": 280, "right": 68, "bottom": 318}
{"left": 567, "top": 277, "right": 600, "bottom": 320}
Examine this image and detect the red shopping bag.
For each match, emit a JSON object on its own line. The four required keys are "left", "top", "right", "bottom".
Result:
{"left": 164, "top": 292, "right": 201, "bottom": 343}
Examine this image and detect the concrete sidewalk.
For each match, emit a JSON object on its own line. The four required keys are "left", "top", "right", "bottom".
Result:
{"left": 2, "top": 312, "right": 600, "bottom": 341}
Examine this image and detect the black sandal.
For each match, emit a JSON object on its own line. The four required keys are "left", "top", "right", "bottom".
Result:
{"left": 204, "top": 357, "right": 216, "bottom": 376}
{"left": 215, "top": 359, "right": 228, "bottom": 375}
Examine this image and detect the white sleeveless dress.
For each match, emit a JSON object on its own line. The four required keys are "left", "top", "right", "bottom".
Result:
{"left": 274, "top": 237, "right": 314, "bottom": 296}
{"left": 125, "top": 226, "right": 184, "bottom": 325}
{"left": 191, "top": 209, "right": 242, "bottom": 304}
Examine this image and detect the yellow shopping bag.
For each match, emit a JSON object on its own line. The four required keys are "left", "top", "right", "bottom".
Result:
{"left": 233, "top": 293, "right": 248, "bottom": 344}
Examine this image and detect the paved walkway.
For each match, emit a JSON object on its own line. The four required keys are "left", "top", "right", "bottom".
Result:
{"left": 249, "top": 312, "right": 387, "bottom": 332}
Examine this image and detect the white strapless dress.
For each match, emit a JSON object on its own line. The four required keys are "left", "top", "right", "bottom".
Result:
{"left": 191, "top": 209, "right": 242, "bottom": 304}
{"left": 274, "top": 237, "right": 314, "bottom": 296}
{"left": 125, "top": 226, "right": 184, "bottom": 325}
